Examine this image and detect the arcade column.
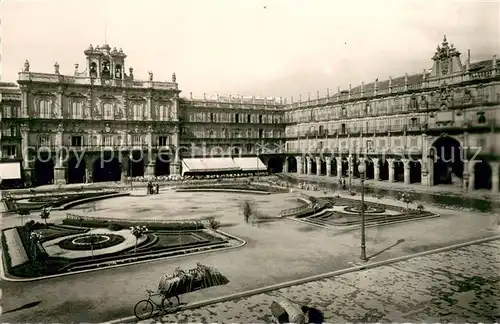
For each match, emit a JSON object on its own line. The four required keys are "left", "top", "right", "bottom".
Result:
{"left": 315, "top": 156, "right": 321, "bottom": 176}
{"left": 325, "top": 157, "right": 332, "bottom": 176}
{"left": 53, "top": 126, "right": 67, "bottom": 185}
{"left": 462, "top": 160, "right": 470, "bottom": 191}
{"left": 296, "top": 156, "right": 303, "bottom": 175}
{"left": 283, "top": 158, "right": 289, "bottom": 173}
{"left": 170, "top": 148, "right": 181, "bottom": 176}
{"left": 387, "top": 158, "right": 395, "bottom": 183}
{"left": 491, "top": 162, "right": 499, "bottom": 193}
{"left": 144, "top": 148, "right": 156, "bottom": 178}
{"left": 402, "top": 159, "right": 410, "bottom": 185}
{"left": 468, "top": 160, "right": 476, "bottom": 191}
{"left": 20, "top": 124, "right": 34, "bottom": 185}
{"left": 120, "top": 152, "right": 129, "bottom": 181}
{"left": 372, "top": 158, "right": 380, "bottom": 181}
{"left": 335, "top": 157, "right": 342, "bottom": 180}
{"left": 307, "top": 156, "right": 312, "bottom": 175}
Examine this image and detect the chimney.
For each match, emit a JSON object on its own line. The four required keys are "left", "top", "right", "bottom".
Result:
{"left": 216, "top": 93, "right": 220, "bottom": 101}
{"left": 374, "top": 78, "right": 378, "bottom": 96}
{"left": 348, "top": 84, "right": 352, "bottom": 100}
{"left": 360, "top": 81, "right": 364, "bottom": 97}
{"left": 389, "top": 76, "right": 393, "bottom": 94}
{"left": 404, "top": 73, "right": 408, "bottom": 91}
{"left": 203, "top": 93, "right": 206, "bottom": 100}
{"left": 466, "top": 49, "right": 471, "bottom": 72}
{"left": 327, "top": 88, "right": 330, "bottom": 98}
{"left": 493, "top": 55, "right": 497, "bottom": 77}
{"left": 190, "top": 92, "right": 193, "bottom": 99}
{"left": 291, "top": 96, "right": 294, "bottom": 103}
{"left": 337, "top": 86, "right": 341, "bottom": 101}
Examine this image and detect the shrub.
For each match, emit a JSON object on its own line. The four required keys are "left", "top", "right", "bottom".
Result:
{"left": 108, "top": 223, "right": 124, "bottom": 231}
{"left": 208, "top": 218, "right": 221, "bottom": 231}
{"left": 417, "top": 204, "right": 425, "bottom": 211}
{"left": 62, "top": 218, "right": 205, "bottom": 231}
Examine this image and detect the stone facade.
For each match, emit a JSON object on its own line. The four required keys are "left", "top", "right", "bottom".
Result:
{"left": 1, "top": 36, "right": 500, "bottom": 190}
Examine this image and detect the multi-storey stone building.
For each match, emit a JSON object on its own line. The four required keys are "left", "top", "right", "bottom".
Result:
{"left": 1, "top": 36, "right": 500, "bottom": 192}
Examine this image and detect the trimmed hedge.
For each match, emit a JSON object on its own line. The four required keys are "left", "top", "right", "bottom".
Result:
{"left": 57, "top": 233, "right": 126, "bottom": 251}
{"left": 13, "top": 191, "right": 120, "bottom": 211}
{"left": 62, "top": 218, "right": 205, "bottom": 231}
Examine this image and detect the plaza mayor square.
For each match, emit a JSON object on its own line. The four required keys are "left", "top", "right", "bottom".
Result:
{"left": 0, "top": 1, "right": 499, "bottom": 323}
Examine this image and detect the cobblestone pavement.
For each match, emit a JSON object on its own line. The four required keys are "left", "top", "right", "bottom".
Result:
{"left": 139, "top": 240, "right": 500, "bottom": 323}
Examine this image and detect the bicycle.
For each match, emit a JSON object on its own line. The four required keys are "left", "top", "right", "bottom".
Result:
{"left": 134, "top": 289, "right": 181, "bottom": 320}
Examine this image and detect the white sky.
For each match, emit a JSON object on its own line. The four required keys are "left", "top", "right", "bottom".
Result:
{"left": 1, "top": 0, "right": 499, "bottom": 98}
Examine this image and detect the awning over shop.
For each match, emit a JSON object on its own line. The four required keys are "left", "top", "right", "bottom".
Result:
{"left": 181, "top": 158, "right": 240, "bottom": 175}
{"left": 232, "top": 157, "right": 267, "bottom": 171}
{"left": 0, "top": 162, "right": 22, "bottom": 180}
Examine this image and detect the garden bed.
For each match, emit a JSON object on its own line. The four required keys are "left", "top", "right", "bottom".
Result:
{"left": 1, "top": 218, "right": 235, "bottom": 279}
{"left": 7, "top": 191, "right": 123, "bottom": 212}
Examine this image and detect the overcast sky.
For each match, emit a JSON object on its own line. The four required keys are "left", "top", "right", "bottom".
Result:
{"left": 1, "top": 0, "right": 499, "bottom": 99}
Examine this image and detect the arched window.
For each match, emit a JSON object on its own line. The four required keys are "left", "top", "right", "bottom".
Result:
{"left": 71, "top": 101, "right": 83, "bottom": 119}
{"left": 101, "top": 60, "right": 110, "bottom": 78}
{"left": 103, "top": 103, "right": 113, "bottom": 119}
{"left": 132, "top": 103, "right": 143, "bottom": 121}
{"left": 90, "top": 62, "right": 97, "bottom": 77}
{"left": 115, "top": 64, "right": 122, "bottom": 79}
{"left": 39, "top": 99, "right": 51, "bottom": 118}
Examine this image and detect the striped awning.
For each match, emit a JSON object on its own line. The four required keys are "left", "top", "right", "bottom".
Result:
{"left": 181, "top": 158, "right": 240, "bottom": 175}
{"left": 232, "top": 157, "right": 267, "bottom": 171}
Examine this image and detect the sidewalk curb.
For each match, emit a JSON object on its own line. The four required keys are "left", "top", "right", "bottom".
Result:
{"left": 0, "top": 230, "right": 246, "bottom": 282}
{"left": 103, "top": 235, "right": 500, "bottom": 324}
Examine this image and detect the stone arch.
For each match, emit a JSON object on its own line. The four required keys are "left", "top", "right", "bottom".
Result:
{"left": 287, "top": 156, "right": 297, "bottom": 173}
{"left": 320, "top": 158, "right": 327, "bottom": 175}
{"left": 410, "top": 160, "right": 421, "bottom": 183}
{"left": 379, "top": 159, "right": 389, "bottom": 181}
{"left": 67, "top": 154, "right": 86, "bottom": 184}
{"left": 474, "top": 160, "right": 492, "bottom": 190}
{"left": 393, "top": 160, "right": 404, "bottom": 182}
{"left": 34, "top": 152, "right": 54, "bottom": 186}
{"left": 309, "top": 156, "right": 317, "bottom": 174}
{"left": 155, "top": 153, "right": 170, "bottom": 176}
{"left": 267, "top": 156, "right": 284, "bottom": 173}
{"left": 92, "top": 154, "right": 121, "bottom": 182}
{"left": 128, "top": 150, "right": 144, "bottom": 177}
{"left": 330, "top": 157, "right": 337, "bottom": 177}
{"left": 341, "top": 157, "right": 349, "bottom": 177}
{"left": 352, "top": 158, "right": 360, "bottom": 178}
{"left": 365, "top": 158, "right": 374, "bottom": 179}
{"left": 430, "top": 135, "right": 464, "bottom": 186}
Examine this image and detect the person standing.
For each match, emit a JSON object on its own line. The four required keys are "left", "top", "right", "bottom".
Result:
{"left": 301, "top": 305, "right": 324, "bottom": 324}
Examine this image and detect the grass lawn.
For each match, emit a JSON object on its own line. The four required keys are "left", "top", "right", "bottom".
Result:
{"left": 154, "top": 232, "right": 204, "bottom": 247}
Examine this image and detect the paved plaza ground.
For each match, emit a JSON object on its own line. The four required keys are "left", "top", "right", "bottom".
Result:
{"left": 1, "top": 188, "right": 499, "bottom": 322}
{"left": 138, "top": 240, "right": 500, "bottom": 323}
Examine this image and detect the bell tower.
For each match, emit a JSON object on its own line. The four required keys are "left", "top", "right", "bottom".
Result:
{"left": 84, "top": 44, "right": 127, "bottom": 79}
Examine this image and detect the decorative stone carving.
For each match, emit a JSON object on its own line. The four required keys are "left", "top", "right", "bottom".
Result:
{"left": 437, "top": 84, "right": 452, "bottom": 110}
{"left": 172, "top": 73, "right": 176, "bottom": 83}
{"left": 57, "top": 123, "right": 64, "bottom": 132}
{"left": 463, "top": 89, "right": 472, "bottom": 103}
{"left": 20, "top": 123, "right": 30, "bottom": 133}
{"left": 148, "top": 71, "right": 153, "bottom": 81}
{"left": 24, "top": 60, "right": 30, "bottom": 72}
{"left": 54, "top": 62, "right": 60, "bottom": 74}
{"left": 104, "top": 123, "right": 111, "bottom": 133}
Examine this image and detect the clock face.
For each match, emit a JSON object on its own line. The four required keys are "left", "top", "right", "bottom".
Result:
{"left": 105, "top": 126, "right": 111, "bottom": 133}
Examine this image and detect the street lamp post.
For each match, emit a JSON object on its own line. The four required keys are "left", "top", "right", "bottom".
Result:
{"left": 358, "top": 161, "right": 367, "bottom": 262}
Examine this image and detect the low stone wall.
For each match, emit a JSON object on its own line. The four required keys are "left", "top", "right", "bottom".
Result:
{"left": 3, "top": 228, "right": 29, "bottom": 267}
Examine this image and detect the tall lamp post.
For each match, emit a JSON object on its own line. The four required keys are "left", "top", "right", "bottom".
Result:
{"left": 358, "top": 161, "right": 367, "bottom": 262}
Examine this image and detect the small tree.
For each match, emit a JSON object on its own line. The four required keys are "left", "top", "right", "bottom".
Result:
{"left": 373, "top": 194, "right": 384, "bottom": 206}
{"left": 40, "top": 207, "right": 51, "bottom": 225}
{"left": 417, "top": 204, "right": 425, "bottom": 212}
{"left": 30, "top": 231, "right": 43, "bottom": 260}
{"left": 399, "top": 190, "right": 415, "bottom": 214}
{"left": 208, "top": 218, "right": 220, "bottom": 233}
{"left": 130, "top": 225, "right": 148, "bottom": 253}
{"left": 87, "top": 233, "right": 101, "bottom": 259}
{"left": 243, "top": 200, "right": 252, "bottom": 223}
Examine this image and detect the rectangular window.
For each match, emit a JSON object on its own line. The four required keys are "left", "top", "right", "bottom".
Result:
{"left": 246, "top": 143, "right": 253, "bottom": 153}
{"left": 258, "top": 129, "right": 263, "bottom": 138}
{"left": 247, "top": 114, "right": 251, "bottom": 123}
{"left": 259, "top": 115, "right": 263, "bottom": 124}
{"left": 210, "top": 113, "right": 214, "bottom": 123}
{"left": 133, "top": 104, "right": 143, "bottom": 121}
{"left": 103, "top": 136, "right": 113, "bottom": 146}
{"left": 2, "top": 105, "right": 12, "bottom": 118}
{"left": 158, "top": 136, "right": 169, "bottom": 146}
{"left": 39, "top": 100, "right": 52, "bottom": 118}
{"left": 2, "top": 145, "right": 16, "bottom": 157}
{"left": 72, "top": 101, "right": 83, "bottom": 119}
{"left": 132, "top": 135, "right": 142, "bottom": 145}
{"left": 235, "top": 113, "right": 239, "bottom": 123}
{"left": 71, "top": 136, "right": 83, "bottom": 147}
